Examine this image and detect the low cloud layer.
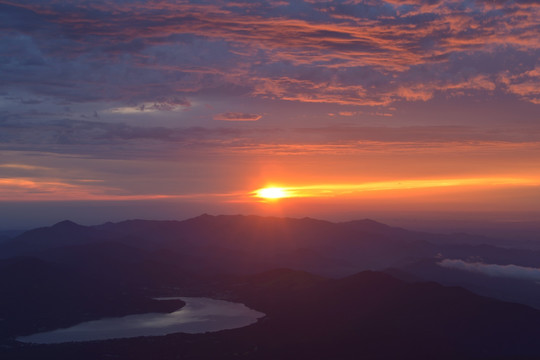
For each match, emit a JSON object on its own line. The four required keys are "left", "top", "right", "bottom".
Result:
{"left": 438, "top": 259, "right": 540, "bottom": 281}
{"left": 2, "top": 117, "right": 540, "bottom": 158}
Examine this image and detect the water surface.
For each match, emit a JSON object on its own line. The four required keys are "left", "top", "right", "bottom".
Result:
{"left": 17, "top": 297, "right": 265, "bottom": 344}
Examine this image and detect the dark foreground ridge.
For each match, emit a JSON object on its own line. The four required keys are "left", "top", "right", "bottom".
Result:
{"left": 3, "top": 269, "right": 540, "bottom": 359}
{"left": 0, "top": 257, "right": 185, "bottom": 340}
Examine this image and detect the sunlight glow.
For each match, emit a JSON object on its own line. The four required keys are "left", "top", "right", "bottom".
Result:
{"left": 252, "top": 177, "right": 539, "bottom": 201}
{"left": 255, "top": 187, "right": 291, "bottom": 200}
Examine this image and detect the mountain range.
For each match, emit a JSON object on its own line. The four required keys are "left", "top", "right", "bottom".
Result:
{"left": 4, "top": 214, "right": 540, "bottom": 273}
{"left": 2, "top": 214, "right": 540, "bottom": 359}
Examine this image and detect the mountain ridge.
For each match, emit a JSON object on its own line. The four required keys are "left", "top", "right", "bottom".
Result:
{"left": 3, "top": 214, "right": 540, "bottom": 311}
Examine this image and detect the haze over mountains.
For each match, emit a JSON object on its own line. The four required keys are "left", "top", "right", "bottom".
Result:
{"left": 2, "top": 214, "right": 540, "bottom": 359}
{"left": 5, "top": 214, "right": 540, "bottom": 270}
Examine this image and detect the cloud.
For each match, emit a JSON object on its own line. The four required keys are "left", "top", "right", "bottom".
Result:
{"left": 213, "top": 112, "right": 262, "bottom": 121}
{"left": 438, "top": 259, "right": 540, "bottom": 281}
{"left": 108, "top": 96, "right": 191, "bottom": 114}
{"left": 146, "top": 96, "right": 192, "bottom": 111}
{"left": 0, "top": 117, "right": 272, "bottom": 158}
{"left": 0, "top": 163, "right": 49, "bottom": 171}
{"left": 0, "top": 0, "right": 538, "bottom": 112}
{"left": 0, "top": 177, "right": 231, "bottom": 201}
{"left": 2, "top": 116, "right": 540, "bottom": 160}
{"left": 0, "top": 178, "right": 117, "bottom": 201}
{"left": 500, "top": 66, "right": 540, "bottom": 104}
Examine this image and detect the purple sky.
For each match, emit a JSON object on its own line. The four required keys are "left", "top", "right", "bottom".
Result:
{"left": 0, "top": 0, "right": 539, "bottom": 228}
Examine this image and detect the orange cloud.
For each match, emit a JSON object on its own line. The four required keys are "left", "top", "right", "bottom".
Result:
{"left": 6, "top": 0, "right": 539, "bottom": 107}
{"left": 0, "top": 178, "right": 114, "bottom": 201}
{"left": 500, "top": 66, "right": 540, "bottom": 104}
{"left": 252, "top": 77, "right": 389, "bottom": 106}
{"left": 0, "top": 177, "right": 247, "bottom": 202}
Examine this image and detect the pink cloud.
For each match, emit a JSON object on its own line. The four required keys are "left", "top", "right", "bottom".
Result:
{"left": 500, "top": 67, "right": 540, "bottom": 104}
{"left": 3, "top": 0, "right": 539, "bottom": 109}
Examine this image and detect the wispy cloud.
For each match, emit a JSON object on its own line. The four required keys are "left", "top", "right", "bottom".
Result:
{"left": 213, "top": 112, "right": 262, "bottom": 121}
{"left": 0, "top": 163, "right": 49, "bottom": 171}
{"left": 2, "top": 117, "right": 540, "bottom": 158}
{"left": 438, "top": 259, "right": 540, "bottom": 281}
{"left": 0, "top": 177, "right": 246, "bottom": 202}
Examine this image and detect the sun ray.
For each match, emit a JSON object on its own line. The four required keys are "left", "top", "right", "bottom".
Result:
{"left": 252, "top": 176, "right": 540, "bottom": 201}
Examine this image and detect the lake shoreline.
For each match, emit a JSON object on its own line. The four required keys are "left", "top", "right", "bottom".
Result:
{"left": 17, "top": 297, "right": 264, "bottom": 344}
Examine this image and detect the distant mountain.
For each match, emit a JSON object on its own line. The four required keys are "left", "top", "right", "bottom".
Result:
{"left": 0, "top": 229, "right": 26, "bottom": 237}
{"left": 32, "top": 240, "right": 197, "bottom": 289}
{"left": 3, "top": 214, "right": 540, "bottom": 312}
{"left": 388, "top": 258, "right": 540, "bottom": 309}
{"left": 4, "top": 214, "right": 540, "bottom": 274}
{"left": 0, "top": 229, "right": 25, "bottom": 244}
{"left": 0, "top": 220, "right": 113, "bottom": 256}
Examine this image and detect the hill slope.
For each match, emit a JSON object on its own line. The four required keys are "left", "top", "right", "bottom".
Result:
{"left": 4, "top": 269, "right": 540, "bottom": 360}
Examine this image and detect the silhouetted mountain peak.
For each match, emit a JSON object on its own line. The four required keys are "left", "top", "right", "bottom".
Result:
{"left": 332, "top": 270, "right": 405, "bottom": 294}
{"left": 343, "top": 218, "right": 393, "bottom": 230}
{"left": 181, "top": 213, "right": 217, "bottom": 224}
{"left": 197, "top": 213, "right": 214, "bottom": 219}
{"left": 246, "top": 268, "right": 327, "bottom": 289}
{"left": 52, "top": 220, "right": 84, "bottom": 229}
{"left": 359, "top": 218, "right": 384, "bottom": 225}
{"left": 187, "top": 213, "right": 214, "bottom": 220}
{"left": 188, "top": 213, "right": 331, "bottom": 225}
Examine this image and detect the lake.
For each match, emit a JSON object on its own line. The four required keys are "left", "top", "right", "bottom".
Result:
{"left": 17, "top": 297, "right": 265, "bottom": 344}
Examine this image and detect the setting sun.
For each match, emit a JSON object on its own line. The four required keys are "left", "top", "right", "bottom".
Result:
{"left": 250, "top": 176, "right": 540, "bottom": 203}
{"left": 255, "top": 187, "right": 290, "bottom": 200}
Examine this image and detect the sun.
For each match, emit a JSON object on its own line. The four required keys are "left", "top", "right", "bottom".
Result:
{"left": 255, "top": 187, "right": 290, "bottom": 200}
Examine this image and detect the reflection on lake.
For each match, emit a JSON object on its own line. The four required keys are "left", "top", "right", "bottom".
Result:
{"left": 17, "top": 297, "right": 265, "bottom": 344}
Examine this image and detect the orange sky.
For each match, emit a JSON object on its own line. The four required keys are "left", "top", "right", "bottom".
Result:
{"left": 0, "top": 0, "right": 539, "bottom": 228}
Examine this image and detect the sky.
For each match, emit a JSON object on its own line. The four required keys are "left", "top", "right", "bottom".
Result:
{"left": 0, "top": 0, "right": 539, "bottom": 229}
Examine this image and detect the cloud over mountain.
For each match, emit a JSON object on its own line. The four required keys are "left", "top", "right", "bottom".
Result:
{"left": 438, "top": 259, "right": 540, "bottom": 281}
